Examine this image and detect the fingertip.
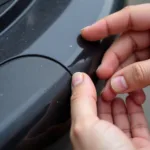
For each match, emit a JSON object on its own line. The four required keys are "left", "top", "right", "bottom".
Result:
{"left": 81, "top": 26, "right": 90, "bottom": 34}
{"left": 101, "top": 85, "right": 117, "bottom": 102}
{"left": 131, "top": 95, "right": 145, "bottom": 105}
{"left": 113, "top": 97, "right": 124, "bottom": 104}
{"left": 81, "top": 26, "right": 94, "bottom": 41}
{"left": 81, "top": 26, "right": 87, "bottom": 37}
{"left": 112, "top": 98, "right": 121, "bottom": 108}
{"left": 126, "top": 96, "right": 136, "bottom": 107}
{"left": 81, "top": 19, "right": 108, "bottom": 41}
{"left": 72, "top": 72, "right": 83, "bottom": 88}
{"left": 129, "top": 90, "right": 146, "bottom": 105}
{"left": 72, "top": 72, "right": 93, "bottom": 86}
{"left": 126, "top": 95, "right": 144, "bottom": 114}
{"left": 96, "top": 64, "right": 114, "bottom": 79}
{"left": 126, "top": 96, "right": 132, "bottom": 109}
{"left": 112, "top": 97, "right": 126, "bottom": 113}
{"left": 72, "top": 72, "right": 96, "bottom": 94}
{"left": 82, "top": 72, "right": 96, "bottom": 87}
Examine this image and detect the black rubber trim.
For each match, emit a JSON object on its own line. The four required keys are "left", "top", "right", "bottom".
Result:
{"left": 0, "top": 54, "right": 73, "bottom": 76}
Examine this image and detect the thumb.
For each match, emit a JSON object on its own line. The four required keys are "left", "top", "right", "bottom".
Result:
{"left": 71, "top": 72, "right": 97, "bottom": 123}
{"left": 70, "top": 72, "right": 98, "bottom": 150}
{"left": 110, "top": 59, "right": 150, "bottom": 93}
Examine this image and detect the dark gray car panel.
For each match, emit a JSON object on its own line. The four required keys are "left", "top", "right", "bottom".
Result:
{"left": 0, "top": 0, "right": 126, "bottom": 149}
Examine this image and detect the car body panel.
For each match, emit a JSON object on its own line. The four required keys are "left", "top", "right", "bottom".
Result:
{"left": 0, "top": 0, "right": 126, "bottom": 149}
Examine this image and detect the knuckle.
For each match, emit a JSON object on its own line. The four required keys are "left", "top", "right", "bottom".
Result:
{"left": 121, "top": 128, "right": 131, "bottom": 134}
{"left": 127, "top": 32, "right": 138, "bottom": 50}
{"left": 103, "top": 17, "right": 111, "bottom": 35}
{"left": 122, "top": 6, "right": 133, "bottom": 29}
{"left": 71, "top": 91, "right": 81, "bottom": 102}
{"left": 132, "top": 64, "right": 145, "bottom": 83}
{"left": 70, "top": 118, "right": 97, "bottom": 140}
{"left": 132, "top": 123, "right": 148, "bottom": 130}
{"left": 71, "top": 91, "right": 97, "bottom": 102}
{"left": 71, "top": 123, "right": 83, "bottom": 138}
{"left": 71, "top": 121, "right": 88, "bottom": 139}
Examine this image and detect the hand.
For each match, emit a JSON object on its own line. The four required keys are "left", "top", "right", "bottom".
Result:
{"left": 81, "top": 4, "right": 150, "bottom": 104}
{"left": 70, "top": 72, "right": 150, "bottom": 150}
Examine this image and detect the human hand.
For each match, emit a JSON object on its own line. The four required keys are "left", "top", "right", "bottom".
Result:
{"left": 81, "top": 4, "right": 150, "bottom": 104}
{"left": 70, "top": 72, "right": 150, "bottom": 150}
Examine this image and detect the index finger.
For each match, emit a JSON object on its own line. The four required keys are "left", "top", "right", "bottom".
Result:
{"left": 81, "top": 4, "right": 150, "bottom": 41}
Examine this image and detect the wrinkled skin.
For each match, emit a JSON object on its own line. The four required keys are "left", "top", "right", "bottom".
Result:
{"left": 70, "top": 4, "right": 150, "bottom": 150}
{"left": 82, "top": 4, "right": 150, "bottom": 105}
{"left": 70, "top": 73, "right": 150, "bottom": 150}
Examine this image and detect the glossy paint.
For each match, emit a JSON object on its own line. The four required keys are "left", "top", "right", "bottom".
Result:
{"left": 0, "top": 0, "right": 125, "bottom": 149}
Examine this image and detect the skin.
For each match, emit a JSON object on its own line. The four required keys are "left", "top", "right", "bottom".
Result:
{"left": 70, "top": 4, "right": 150, "bottom": 150}
{"left": 81, "top": 4, "right": 150, "bottom": 104}
{"left": 70, "top": 73, "right": 150, "bottom": 150}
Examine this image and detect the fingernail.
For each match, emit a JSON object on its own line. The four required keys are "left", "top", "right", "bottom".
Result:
{"left": 111, "top": 76, "right": 128, "bottom": 93}
{"left": 72, "top": 72, "right": 83, "bottom": 87}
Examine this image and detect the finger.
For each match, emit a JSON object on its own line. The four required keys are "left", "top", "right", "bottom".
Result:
{"left": 101, "top": 77, "right": 145, "bottom": 104}
{"left": 112, "top": 98, "right": 131, "bottom": 138}
{"left": 101, "top": 79, "right": 117, "bottom": 102}
{"left": 126, "top": 97, "right": 150, "bottom": 140}
{"left": 110, "top": 59, "right": 150, "bottom": 94}
{"left": 81, "top": 4, "right": 150, "bottom": 41}
{"left": 117, "top": 49, "right": 150, "bottom": 71}
{"left": 97, "top": 97, "right": 113, "bottom": 123}
{"left": 71, "top": 72, "right": 97, "bottom": 124}
{"left": 129, "top": 89, "right": 146, "bottom": 105}
{"left": 115, "top": 50, "right": 147, "bottom": 105}
{"left": 101, "top": 81, "right": 145, "bottom": 104}
{"left": 96, "top": 31, "right": 150, "bottom": 79}
{"left": 101, "top": 49, "right": 148, "bottom": 103}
